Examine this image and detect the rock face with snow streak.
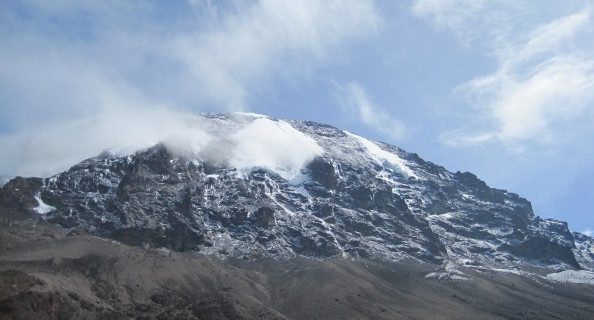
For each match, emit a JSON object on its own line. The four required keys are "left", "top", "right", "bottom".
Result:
{"left": 0, "top": 113, "right": 591, "bottom": 272}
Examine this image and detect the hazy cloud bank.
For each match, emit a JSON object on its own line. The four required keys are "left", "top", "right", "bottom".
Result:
{"left": 0, "top": 0, "right": 379, "bottom": 177}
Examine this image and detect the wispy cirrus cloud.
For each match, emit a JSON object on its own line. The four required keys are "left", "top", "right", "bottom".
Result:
{"left": 177, "top": 0, "right": 380, "bottom": 109}
{"left": 333, "top": 81, "right": 406, "bottom": 140}
{"left": 414, "top": 1, "right": 594, "bottom": 152}
{"left": 412, "top": 0, "right": 522, "bottom": 45}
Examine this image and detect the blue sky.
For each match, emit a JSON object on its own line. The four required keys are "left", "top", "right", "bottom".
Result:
{"left": 1, "top": 0, "right": 593, "bottom": 234}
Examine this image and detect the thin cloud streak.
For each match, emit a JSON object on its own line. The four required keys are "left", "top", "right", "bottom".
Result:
{"left": 334, "top": 81, "right": 406, "bottom": 140}
{"left": 412, "top": 0, "right": 522, "bottom": 45}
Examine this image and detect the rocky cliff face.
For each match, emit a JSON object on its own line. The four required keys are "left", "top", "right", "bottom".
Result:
{"left": 0, "top": 113, "right": 590, "bottom": 272}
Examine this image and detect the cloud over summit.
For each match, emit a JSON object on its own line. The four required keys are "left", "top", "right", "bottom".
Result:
{"left": 0, "top": 0, "right": 379, "bottom": 177}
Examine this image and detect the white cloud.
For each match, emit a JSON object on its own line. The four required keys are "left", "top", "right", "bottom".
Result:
{"left": 504, "top": 11, "right": 591, "bottom": 68}
{"left": 415, "top": 1, "right": 594, "bottom": 150}
{"left": 0, "top": 0, "right": 380, "bottom": 177}
{"left": 0, "top": 108, "right": 212, "bottom": 177}
{"left": 495, "top": 58, "right": 593, "bottom": 142}
{"left": 583, "top": 228, "right": 593, "bottom": 236}
{"left": 333, "top": 82, "right": 406, "bottom": 140}
{"left": 175, "top": 0, "right": 380, "bottom": 109}
{"left": 230, "top": 118, "right": 323, "bottom": 180}
{"left": 439, "top": 130, "right": 495, "bottom": 148}
{"left": 0, "top": 112, "right": 325, "bottom": 181}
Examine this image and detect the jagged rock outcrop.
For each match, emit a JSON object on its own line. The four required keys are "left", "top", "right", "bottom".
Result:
{"left": 0, "top": 177, "right": 43, "bottom": 221}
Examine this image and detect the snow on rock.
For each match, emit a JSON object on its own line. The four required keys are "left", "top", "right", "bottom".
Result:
{"left": 425, "top": 261, "right": 469, "bottom": 281}
{"left": 34, "top": 193, "right": 56, "bottom": 214}
{"left": 546, "top": 270, "right": 594, "bottom": 285}
{"left": 572, "top": 232, "right": 594, "bottom": 271}
{"left": 425, "top": 270, "right": 468, "bottom": 281}
{"left": 232, "top": 111, "right": 269, "bottom": 119}
{"left": 344, "top": 131, "right": 417, "bottom": 178}
{"left": 230, "top": 118, "right": 323, "bottom": 180}
{"left": 492, "top": 268, "right": 530, "bottom": 276}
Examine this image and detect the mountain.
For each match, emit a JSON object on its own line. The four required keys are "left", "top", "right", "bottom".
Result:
{"left": 1, "top": 113, "right": 593, "bottom": 319}
{"left": 2, "top": 112, "right": 590, "bottom": 271}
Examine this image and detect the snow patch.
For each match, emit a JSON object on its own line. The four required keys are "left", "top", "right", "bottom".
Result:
{"left": 230, "top": 118, "right": 323, "bottom": 180}
{"left": 492, "top": 268, "right": 528, "bottom": 276}
{"left": 34, "top": 193, "right": 56, "bottom": 214}
{"left": 546, "top": 270, "right": 594, "bottom": 285}
{"left": 425, "top": 261, "right": 468, "bottom": 281}
{"left": 425, "top": 271, "right": 468, "bottom": 281}
{"left": 232, "top": 112, "right": 269, "bottom": 119}
{"left": 344, "top": 132, "right": 417, "bottom": 178}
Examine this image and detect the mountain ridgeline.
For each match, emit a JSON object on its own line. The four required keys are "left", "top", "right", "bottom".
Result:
{"left": 1, "top": 113, "right": 592, "bottom": 273}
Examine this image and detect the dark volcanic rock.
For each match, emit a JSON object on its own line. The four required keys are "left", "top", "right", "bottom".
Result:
{"left": 501, "top": 236, "right": 580, "bottom": 269}
{"left": 252, "top": 207, "right": 275, "bottom": 229}
{"left": 306, "top": 156, "right": 338, "bottom": 189}
{"left": 0, "top": 177, "right": 43, "bottom": 220}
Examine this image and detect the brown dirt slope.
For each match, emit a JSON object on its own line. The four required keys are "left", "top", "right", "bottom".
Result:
{"left": 1, "top": 221, "right": 593, "bottom": 319}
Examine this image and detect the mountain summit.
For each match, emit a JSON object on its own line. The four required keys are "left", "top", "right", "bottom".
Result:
{"left": 2, "top": 112, "right": 592, "bottom": 274}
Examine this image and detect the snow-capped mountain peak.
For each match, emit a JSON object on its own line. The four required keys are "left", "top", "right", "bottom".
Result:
{"left": 1, "top": 113, "right": 592, "bottom": 274}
